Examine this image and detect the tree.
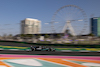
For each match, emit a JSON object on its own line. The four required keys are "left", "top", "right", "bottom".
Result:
{"left": 68, "top": 33, "right": 73, "bottom": 37}
{"left": 37, "top": 34, "right": 41, "bottom": 39}
{"left": 65, "top": 30, "right": 69, "bottom": 34}
{"left": 3, "top": 34, "right": 7, "bottom": 39}
{"left": 56, "top": 34, "right": 61, "bottom": 38}
{"left": 44, "top": 34, "right": 49, "bottom": 38}
{"left": 20, "top": 34, "right": 25, "bottom": 38}
{"left": 8, "top": 34, "right": 13, "bottom": 38}
{"left": 29, "top": 34, "right": 35, "bottom": 39}
{"left": 88, "top": 33, "right": 94, "bottom": 36}
{"left": 26, "top": 34, "right": 32, "bottom": 38}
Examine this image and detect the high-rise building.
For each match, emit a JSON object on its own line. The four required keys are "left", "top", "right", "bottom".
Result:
{"left": 91, "top": 17, "right": 100, "bottom": 36}
{"left": 21, "top": 18, "right": 41, "bottom": 34}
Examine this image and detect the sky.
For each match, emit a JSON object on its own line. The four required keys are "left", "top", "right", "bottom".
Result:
{"left": 0, "top": 0, "right": 100, "bottom": 36}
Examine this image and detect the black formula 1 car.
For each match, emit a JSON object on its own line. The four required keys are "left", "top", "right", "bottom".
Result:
{"left": 30, "top": 46, "right": 55, "bottom": 51}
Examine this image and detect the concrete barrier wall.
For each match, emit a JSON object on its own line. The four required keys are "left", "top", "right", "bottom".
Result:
{"left": 0, "top": 40, "right": 100, "bottom": 48}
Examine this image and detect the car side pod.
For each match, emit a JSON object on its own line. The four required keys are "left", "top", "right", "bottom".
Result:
{"left": 26, "top": 49, "right": 31, "bottom": 52}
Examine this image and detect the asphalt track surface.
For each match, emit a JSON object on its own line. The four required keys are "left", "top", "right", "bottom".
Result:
{"left": 0, "top": 50, "right": 100, "bottom": 56}
{"left": 0, "top": 41, "right": 100, "bottom": 56}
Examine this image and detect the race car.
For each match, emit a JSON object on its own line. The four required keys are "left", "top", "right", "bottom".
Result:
{"left": 30, "top": 46, "right": 55, "bottom": 51}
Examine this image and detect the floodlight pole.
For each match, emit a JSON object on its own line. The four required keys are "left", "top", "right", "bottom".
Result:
{"left": 32, "top": 23, "right": 35, "bottom": 43}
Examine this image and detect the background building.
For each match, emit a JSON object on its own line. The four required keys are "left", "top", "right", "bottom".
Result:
{"left": 91, "top": 17, "right": 100, "bottom": 36}
{"left": 21, "top": 18, "right": 41, "bottom": 34}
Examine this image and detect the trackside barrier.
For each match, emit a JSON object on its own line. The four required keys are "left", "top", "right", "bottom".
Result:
{"left": 0, "top": 40, "right": 100, "bottom": 48}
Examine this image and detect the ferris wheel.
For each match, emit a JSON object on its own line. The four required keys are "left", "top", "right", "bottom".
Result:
{"left": 51, "top": 5, "right": 88, "bottom": 36}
